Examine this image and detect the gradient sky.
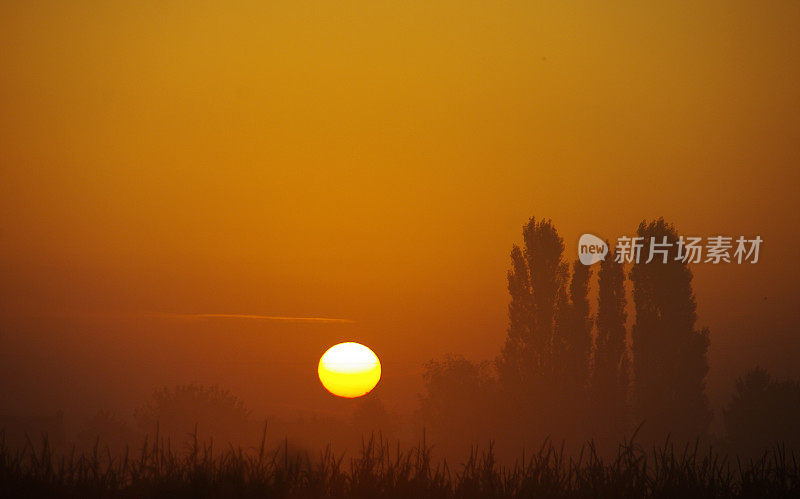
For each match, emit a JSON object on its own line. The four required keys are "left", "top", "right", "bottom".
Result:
{"left": 1, "top": 1, "right": 799, "bottom": 427}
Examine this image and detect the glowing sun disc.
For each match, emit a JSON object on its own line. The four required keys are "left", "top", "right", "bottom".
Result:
{"left": 318, "top": 342, "right": 381, "bottom": 398}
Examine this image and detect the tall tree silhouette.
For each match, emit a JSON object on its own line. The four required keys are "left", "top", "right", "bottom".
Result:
{"left": 497, "top": 218, "right": 575, "bottom": 437}
{"left": 590, "top": 247, "right": 630, "bottom": 442}
{"left": 497, "top": 245, "right": 536, "bottom": 386}
{"left": 553, "top": 261, "right": 592, "bottom": 394}
{"left": 566, "top": 260, "right": 592, "bottom": 391}
{"left": 630, "top": 219, "right": 711, "bottom": 440}
{"left": 498, "top": 218, "right": 567, "bottom": 387}
{"left": 550, "top": 260, "right": 593, "bottom": 436}
{"left": 524, "top": 218, "right": 569, "bottom": 370}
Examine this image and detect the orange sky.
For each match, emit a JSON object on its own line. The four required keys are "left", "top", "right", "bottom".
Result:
{"left": 1, "top": 1, "right": 799, "bottom": 426}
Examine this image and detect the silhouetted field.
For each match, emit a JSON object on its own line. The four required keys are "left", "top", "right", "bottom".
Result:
{"left": 2, "top": 432, "right": 798, "bottom": 498}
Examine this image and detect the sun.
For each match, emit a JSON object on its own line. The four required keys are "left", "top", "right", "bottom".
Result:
{"left": 318, "top": 342, "right": 381, "bottom": 398}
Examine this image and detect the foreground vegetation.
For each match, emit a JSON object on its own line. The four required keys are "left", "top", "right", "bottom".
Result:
{"left": 1, "top": 432, "right": 799, "bottom": 498}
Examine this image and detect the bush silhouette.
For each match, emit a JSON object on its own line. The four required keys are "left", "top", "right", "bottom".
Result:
{"left": 135, "top": 384, "right": 256, "bottom": 446}
{"left": 725, "top": 367, "right": 800, "bottom": 456}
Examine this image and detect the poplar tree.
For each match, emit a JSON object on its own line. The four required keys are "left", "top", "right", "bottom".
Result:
{"left": 498, "top": 218, "right": 567, "bottom": 388}
{"left": 590, "top": 247, "right": 630, "bottom": 441}
{"left": 498, "top": 218, "right": 595, "bottom": 437}
{"left": 567, "top": 260, "right": 592, "bottom": 391}
{"left": 630, "top": 219, "right": 711, "bottom": 440}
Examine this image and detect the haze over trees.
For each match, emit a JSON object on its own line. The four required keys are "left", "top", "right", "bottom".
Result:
{"left": 421, "top": 216, "right": 714, "bottom": 449}
{"left": 418, "top": 354, "right": 498, "bottom": 453}
{"left": 9, "top": 215, "right": 795, "bottom": 467}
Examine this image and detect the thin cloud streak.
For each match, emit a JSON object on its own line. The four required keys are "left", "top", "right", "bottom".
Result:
{"left": 153, "top": 312, "right": 356, "bottom": 324}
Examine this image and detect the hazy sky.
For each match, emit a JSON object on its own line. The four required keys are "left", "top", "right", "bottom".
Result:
{"left": 1, "top": 1, "right": 799, "bottom": 427}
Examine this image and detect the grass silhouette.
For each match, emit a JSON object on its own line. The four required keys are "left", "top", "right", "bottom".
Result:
{"left": 1, "top": 427, "right": 798, "bottom": 497}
